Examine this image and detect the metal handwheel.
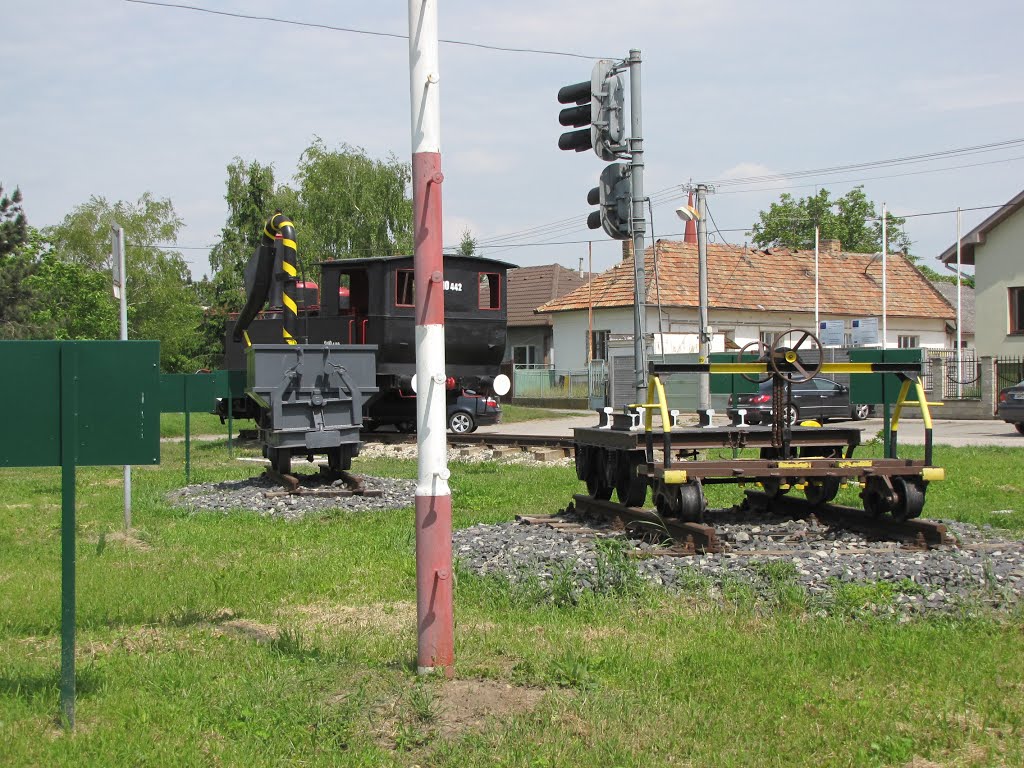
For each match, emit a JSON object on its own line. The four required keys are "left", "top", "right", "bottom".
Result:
{"left": 737, "top": 340, "right": 773, "bottom": 384}
{"left": 769, "top": 329, "right": 823, "bottom": 383}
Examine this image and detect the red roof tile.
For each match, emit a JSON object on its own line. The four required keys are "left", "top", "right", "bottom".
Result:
{"left": 538, "top": 240, "right": 953, "bottom": 320}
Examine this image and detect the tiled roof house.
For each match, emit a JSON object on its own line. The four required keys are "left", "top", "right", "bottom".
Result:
{"left": 537, "top": 239, "right": 954, "bottom": 368}
{"left": 505, "top": 263, "right": 589, "bottom": 366}
{"left": 937, "top": 188, "right": 1024, "bottom": 357}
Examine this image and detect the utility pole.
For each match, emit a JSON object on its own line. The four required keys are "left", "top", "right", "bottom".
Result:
{"left": 627, "top": 49, "right": 647, "bottom": 405}
{"left": 881, "top": 202, "right": 888, "bottom": 349}
{"left": 696, "top": 184, "right": 710, "bottom": 411}
{"left": 408, "top": 0, "right": 453, "bottom": 677}
{"left": 814, "top": 224, "right": 820, "bottom": 330}
{"left": 111, "top": 224, "right": 131, "bottom": 531}
{"left": 956, "top": 207, "right": 963, "bottom": 398}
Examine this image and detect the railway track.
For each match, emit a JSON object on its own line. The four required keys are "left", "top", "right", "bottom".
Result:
{"left": 362, "top": 431, "right": 577, "bottom": 452}
{"left": 532, "top": 491, "right": 954, "bottom": 557}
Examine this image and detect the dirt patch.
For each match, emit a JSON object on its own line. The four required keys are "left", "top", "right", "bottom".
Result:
{"left": 105, "top": 531, "right": 153, "bottom": 551}
{"left": 288, "top": 601, "right": 416, "bottom": 634}
{"left": 213, "top": 619, "right": 279, "bottom": 644}
{"left": 434, "top": 679, "right": 546, "bottom": 739}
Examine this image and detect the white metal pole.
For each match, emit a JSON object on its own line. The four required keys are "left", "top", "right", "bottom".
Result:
{"left": 881, "top": 203, "right": 888, "bottom": 349}
{"left": 112, "top": 224, "right": 131, "bottom": 531}
{"left": 956, "top": 207, "right": 963, "bottom": 398}
{"left": 696, "top": 184, "right": 710, "bottom": 411}
{"left": 814, "top": 224, "right": 819, "bottom": 330}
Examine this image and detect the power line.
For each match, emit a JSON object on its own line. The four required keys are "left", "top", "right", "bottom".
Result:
{"left": 124, "top": 0, "right": 605, "bottom": 59}
{"left": 479, "top": 145, "right": 1024, "bottom": 250}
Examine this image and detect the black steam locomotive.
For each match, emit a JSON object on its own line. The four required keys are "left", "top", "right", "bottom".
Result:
{"left": 222, "top": 232, "right": 513, "bottom": 432}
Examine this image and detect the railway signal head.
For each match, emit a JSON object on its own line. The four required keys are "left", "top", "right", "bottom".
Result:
{"left": 587, "top": 162, "right": 632, "bottom": 240}
{"left": 557, "top": 59, "right": 626, "bottom": 161}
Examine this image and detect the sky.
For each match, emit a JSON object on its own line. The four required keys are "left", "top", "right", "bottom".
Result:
{"left": 5, "top": 0, "right": 1024, "bottom": 282}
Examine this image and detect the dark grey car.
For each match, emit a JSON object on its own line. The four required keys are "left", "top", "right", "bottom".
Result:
{"left": 996, "top": 379, "right": 1024, "bottom": 434}
{"left": 728, "top": 377, "right": 871, "bottom": 426}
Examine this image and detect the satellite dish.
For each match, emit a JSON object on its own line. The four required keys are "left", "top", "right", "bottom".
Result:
{"left": 410, "top": 374, "right": 417, "bottom": 394}
{"left": 493, "top": 373, "right": 511, "bottom": 396}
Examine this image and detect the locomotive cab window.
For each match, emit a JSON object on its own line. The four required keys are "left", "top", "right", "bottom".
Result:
{"left": 478, "top": 272, "right": 500, "bottom": 310}
{"left": 396, "top": 269, "right": 415, "bottom": 307}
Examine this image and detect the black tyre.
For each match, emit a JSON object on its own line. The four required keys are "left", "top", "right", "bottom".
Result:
{"left": 396, "top": 421, "right": 416, "bottom": 434}
{"left": 448, "top": 411, "right": 475, "bottom": 434}
{"left": 1016, "top": 422, "right": 1024, "bottom": 435}
{"left": 851, "top": 403, "right": 871, "bottom": 421}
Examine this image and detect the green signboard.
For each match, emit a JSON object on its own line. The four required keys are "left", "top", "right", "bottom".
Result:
{"left": 708, "top": 352, "right": 759, "bottom": 396}
{"left": 849, "top": 348, "right": 922, "bottom": 405}
{"left": 160, "top": 370, "right": 246, "bottom": 414}
{"left": 0, "top": 339, "right": 161, "bottom": 729}
{"left": 0, "top": 341, "right": 160, "bottom": 467}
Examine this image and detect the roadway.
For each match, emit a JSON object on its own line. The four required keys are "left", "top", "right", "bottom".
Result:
{"left": 478, "top": 412, "right": 1024, "bottom": 448}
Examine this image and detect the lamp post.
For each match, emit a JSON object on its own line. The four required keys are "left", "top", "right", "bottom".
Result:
{"left": 675, "top": 200, "right": 708, "bottom": 410}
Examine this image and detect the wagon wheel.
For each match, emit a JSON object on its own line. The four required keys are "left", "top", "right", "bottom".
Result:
{"left": 614, "top": 451, "right": 648, "bottom": 508}
{"left": 761, "top": 477, "right": 790, "bottom": 500}
{"left": 737, "top": 340, "right": 772, "bottom": 384}
{"left": 585, "top": 448, "right": 613, "bottom": 500}
{"left": 891, "top": 476, "right": 926, "bottom": 522}
{"left": 676, "top": 481, "right": 707, "bottom": 523}
{"left": 804, "top": 477, "right": 841, "bottom": 506}
{"left": 654, "top": 481, "right": 678, "bottom": 518}
{"left": 861, "top": 477, "right": 893, "bottom": 517}
{"left": 769, "top": 329, "right": 823, "bottom": 383}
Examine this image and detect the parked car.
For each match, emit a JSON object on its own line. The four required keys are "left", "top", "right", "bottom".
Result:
{"left": 728, "top": 376, "right": 872, "bottom": 426}
{"left": 996, "top": 379, "right": 1024, "bottom": 435}
{"left": 363, "top": 389, "right": 502, "bottom": 434}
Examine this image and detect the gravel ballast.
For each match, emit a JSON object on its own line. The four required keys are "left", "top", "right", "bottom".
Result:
{"left": 168, "top": 441, "right": 1023, "bottom": 616}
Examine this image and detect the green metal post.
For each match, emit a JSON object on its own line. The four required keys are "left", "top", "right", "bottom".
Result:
{"left": 227, "top": 407, "right": 234, "bottom": 459}
{"left": 184, "top": 375, "right": 191, "bottom": 485}
{"left": 59, "top": 343, "right": 78, "bottom": 728}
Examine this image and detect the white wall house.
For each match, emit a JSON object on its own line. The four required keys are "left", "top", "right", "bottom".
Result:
{"left": 938, "top": 189, "right": 1024, "bottom": 358}
{"left": 538, "top": 239, "right": 954, "bottom": 369}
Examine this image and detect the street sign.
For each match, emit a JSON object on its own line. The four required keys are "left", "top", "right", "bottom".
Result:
{"left": 0, "top": 339, "right": 160, "bottom": 729}
{"left": 851, "top": 317, "right": 879, "bottom": 347}
{"left": 818, "top": 320, "right": 845, "bottom": 347}
{"left": 0, "top": 341, "right": 160, "bottom": 467}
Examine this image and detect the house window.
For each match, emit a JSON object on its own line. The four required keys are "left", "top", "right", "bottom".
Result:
{"left": 1010, "top": 287, "right": 1024, "bottom": 335}
{"left": 513, "top": 345, "right": 538, "bottom": 366}
{"left": 759, "top": 330, "right": 778, "bottom": 349}
{"left": 591, "top": 330, "right": 609, "bottom": 361}
{"left": 395, "top": 269, "right": 414, "bottom": 307}
{"left": 478, "top": 272, "right": 500, "bottom": 310}
{"left": 844, "top": 332, "right": 854, "bottom": 348}
{"left": 897, "top": 335, "right": 919, "bottom": 349}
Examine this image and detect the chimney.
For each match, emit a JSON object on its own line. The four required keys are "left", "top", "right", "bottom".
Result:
{"left": 621, "top": 239, "right": 634, "bottom": 261}
{"left": 820, "top": 239, "right": 842, "bottom": 255}
{"left": 684, "top": 190, "right": 698, "bottom": 244}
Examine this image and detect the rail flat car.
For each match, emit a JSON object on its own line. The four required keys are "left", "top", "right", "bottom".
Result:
{"left": 573, "top": 329, "right": 945, "bottom": 524}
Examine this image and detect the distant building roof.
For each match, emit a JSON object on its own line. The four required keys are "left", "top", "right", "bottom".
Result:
{"left": 929, "top": 281, "right": 975, "bottom": 335}
{"left": 507, "top": 264, "right": 589, "bottom": 327}
{"left": 538, "top": 240, "right": 954, "bottom": 321}
{"left": 937, "top": 188, "right": 1024, "bottom": 266}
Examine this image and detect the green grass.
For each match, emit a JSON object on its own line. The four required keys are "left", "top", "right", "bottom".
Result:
{"left": 500, "top": 404, "right": 583, "bottom": 423}
{"left": 1, "top": 439, "right": 1023, "bottom": 766}
{"left": 160, "top": 411, "right": 232, "bottom": 438}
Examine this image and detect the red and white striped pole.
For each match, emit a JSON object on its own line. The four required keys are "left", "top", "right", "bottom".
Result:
{"left": 408, "top": 0, "right": 453, "bottom": 675}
